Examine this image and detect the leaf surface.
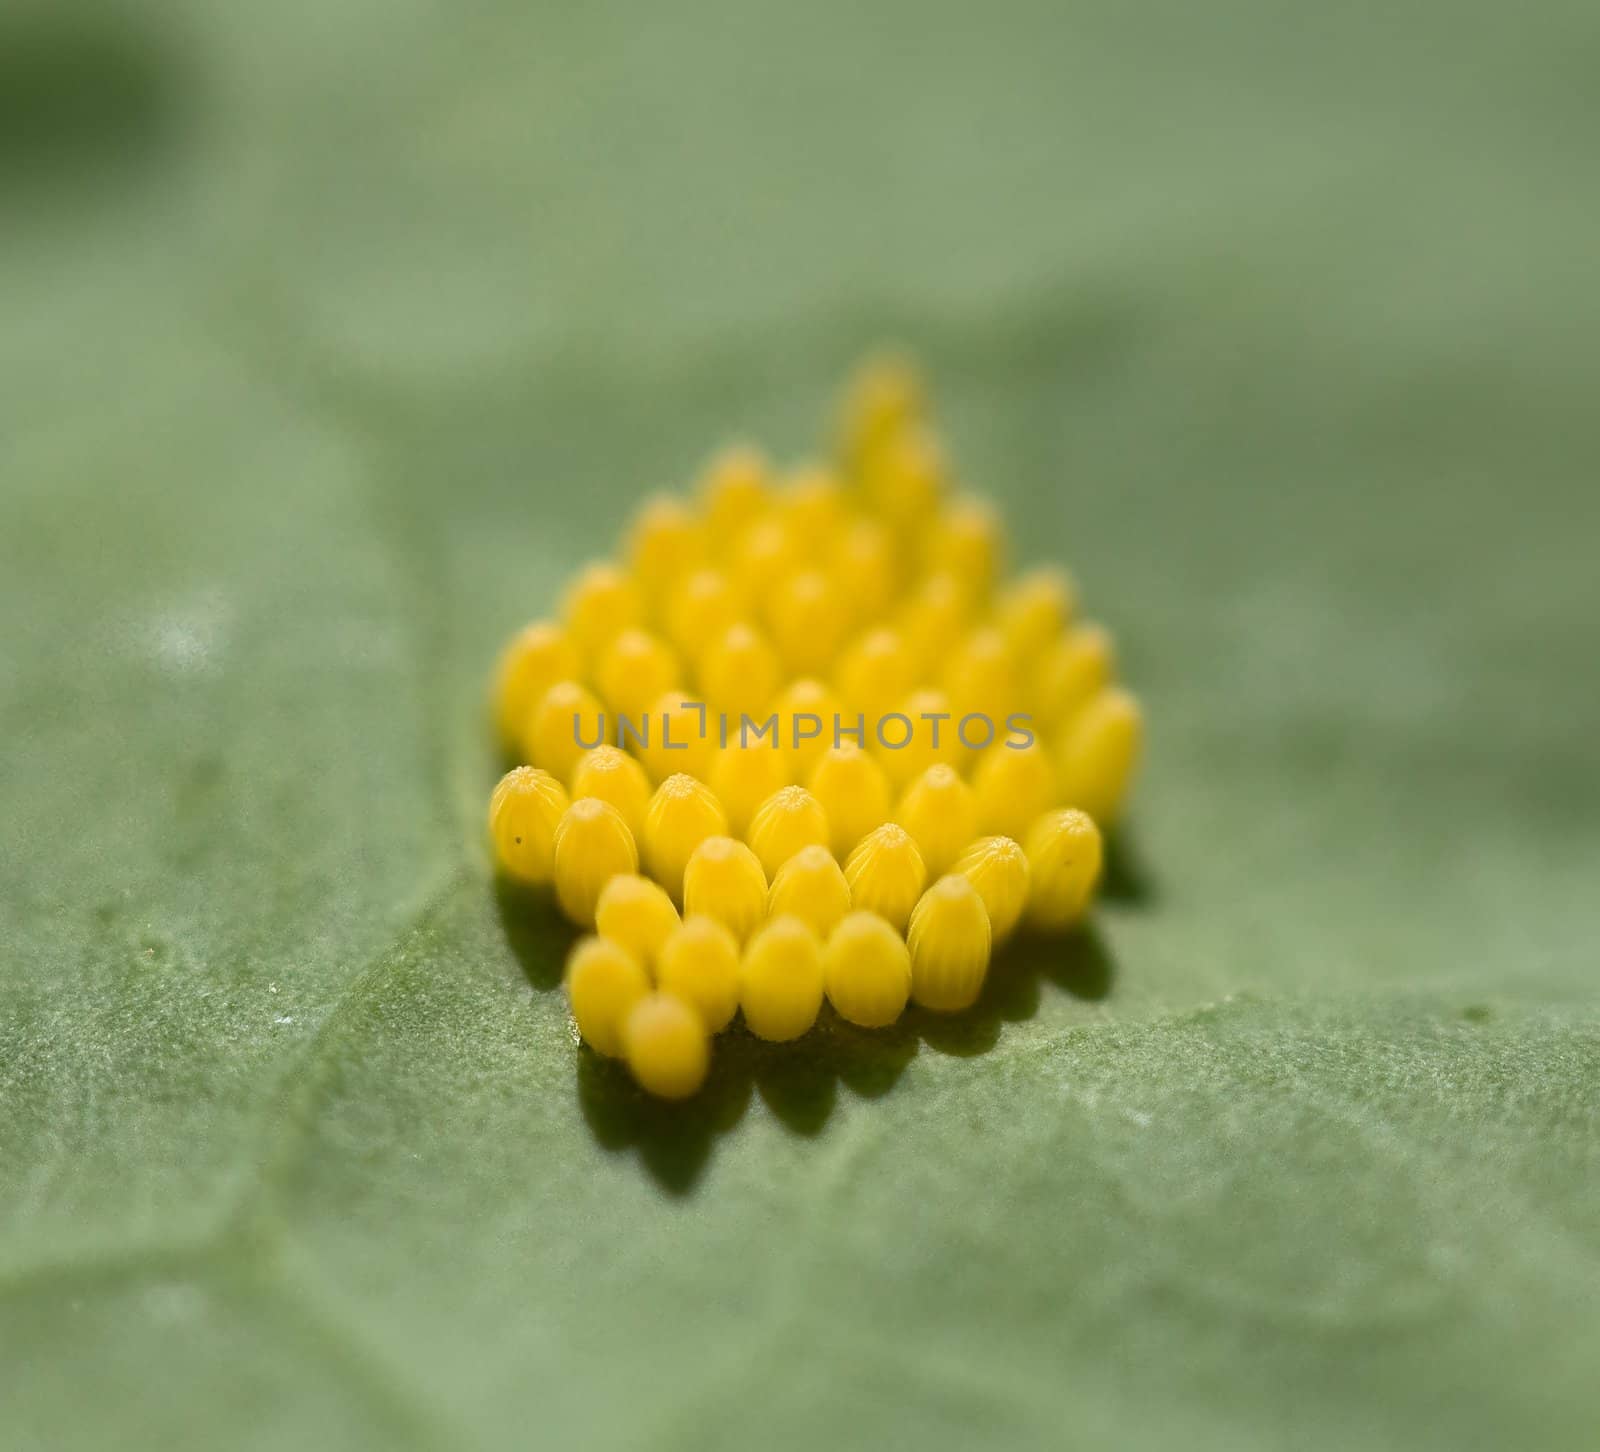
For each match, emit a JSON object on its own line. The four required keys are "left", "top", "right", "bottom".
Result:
{"left": 3, "top": 2, "right": 1598, "bottom": 1449}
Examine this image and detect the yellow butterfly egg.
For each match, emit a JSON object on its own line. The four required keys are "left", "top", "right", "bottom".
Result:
{"left": 697, "top": 443, "right": 772, "bottom": 544}
{"left": 1023, "top": 808, "right": 1103, "bottom": 931}
{"left": 952, "top": 835, "right": 1030, "bottom": 943}
{"left": 569, "top": 744, "right": 652, "bottom": 838}
{"left": 707, "top": 740, "right": 791, "bottom": 839}
{"left": 769, "top": 567, "right": 852, "bottom": 679}
{"left": 642, "top": 774, "right": 728, "bottom": 903}
{"left": 840, "top": 351, "right": 925, "bottom": 477}
{"left": 594, "top": 873, "right": 681, "bottom": 970}
{"left": 1034, "top": 623, "right": 1116, "bottom": 730}
{"left": 623, "top": 991, "right": 710, "bottom": 1100}
{"left": 682, "top": 835, "right": 769, "bottom": 943}
{"left": 972, "top": 739, "right": 1059, "bottom": 842}
{"left": 655, "top": 915, "right": 742, "bottom": 1032}
{"left": 996, "top": 566, "right": 1077, "bottom": 662}
{"left": 767, "top": 843, "right": 852, "bottom": 938}
{"left": 728, "top": 517, "right": 803, "bottom": 619}
{"left": 906, "top": 874, "right": 992, "bottom": 1012}
{"left": 823, "top": 911, "right": 912, "bottom": 1029}
{"left": 637, "top": 692, "right": 716, "bottom": 783}
{"left": 923, "top": 496, "right": 1005, "bottom": 599}
{"left": 863, "top": 425, "right": 947, "bottom": 534}
{"left": 778, "top": 465, "right": 848, "bottom": 560}
{"left": 526, "top": 680, "right": 609, "bottom": 782}
{"left": 487, "top": 766, "right": 571, "bottom": 884}
{"left": 553, "top": 797, "right": 639, "bottom": 928}
{"left": 832, "top": 626, "right": 919, "bottom": 732}
{"left": 896, "top": 572, "right": 976, "bottom": 679}
{"left": 806, "top": 743, "right": 892, "bottom": 858}
{"left": 697, "top": 621, "right": 783, "bottom": 723}
{"left": 626, "top": 494, "right": 707, "bottom": 603}
{"left": 561, "top": 561, "right": 642, "bottom": 658}
{"left": 664, "top": 568, "right": 745, "bottom": 667}
{"left": 596, "top": 627, "right": 682, "bottom": 720}
{"left": 875, "top": 687, "right": 967, "bottom": 789}
{"left": 843, "top": 823, "right": 928, "bottom": 933}
{"left": 1056, "top": 687, "right": 1144, "bottom": 828}
{"left": 491, "top": 620, "right": 580, "bottom": 752}
{"left": 829, "top": 518, "right": 898, "bottom": 628}
{"left": 746, "top": 784, "right": 830, "bottom": 878}
{"left": 770, "top": 676, "right": 844, "bottom": 779}
{"left": 896, "top": 764, "right": 979, "bottom": 878}
{"left": 739, "top": 915, "right": 825, "bottom": 1042}
{"left": 566, "top": 936, "right": 651, "bottom": 1058}
{"left": 942, "top": 625, "right": 1021, "bottom": 725}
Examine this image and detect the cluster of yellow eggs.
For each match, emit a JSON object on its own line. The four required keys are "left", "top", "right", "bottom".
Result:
{"left": 487, "top": 355, "right": 1143, "bottom": 1099}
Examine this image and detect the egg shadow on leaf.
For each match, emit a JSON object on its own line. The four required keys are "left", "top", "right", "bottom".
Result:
{"left": 577, "top": 1048, "right": 753, "bottom": 1196}
{"left": 494, "top": 875, "right": 570, "bottom": 990}
{"left": 1100, "top": 828, "right": 1156, "bottom": 907}
{"left": 1009, "top": 923, "right": 1116, "bottom": 1002}
{"left": 749, "top": 1037, "right": 838, "bottom": 1137}
{"left": 746, "top": 1010, "right": 922, "bottom": 1135}
{"left": 500, "top": 875, "right": 1118, "bottom": 1198}
{"left": 574, "top": 1012, "right": 918, "bottom": 1195}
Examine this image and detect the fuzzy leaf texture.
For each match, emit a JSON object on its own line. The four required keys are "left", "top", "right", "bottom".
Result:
{"left": 2, "top": 1, "right": 1597, "bottom": 1449}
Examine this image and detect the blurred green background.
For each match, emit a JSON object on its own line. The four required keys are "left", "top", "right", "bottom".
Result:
{"left": 3, "top": 1, "right": 1598, "bottom": 1448}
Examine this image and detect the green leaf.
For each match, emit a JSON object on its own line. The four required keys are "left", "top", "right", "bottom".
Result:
{"left": 3, "top": 1, "right": 1598, "bottom": 1449}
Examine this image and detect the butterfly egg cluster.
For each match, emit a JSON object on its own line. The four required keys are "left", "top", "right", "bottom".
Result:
{"left": 487, "top": 353, "right": 1145, "bottom": 1098}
